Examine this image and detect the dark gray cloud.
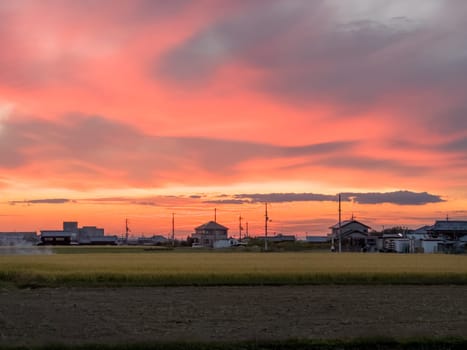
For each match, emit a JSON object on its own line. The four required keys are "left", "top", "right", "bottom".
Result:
{"left": 157, "top": 1, "right": 467, "bottom": 117}
{"left": 9, "top": 198, "right": 70, "bottom": 205}
{"left": 440, "top": 137, "right": 467, "bottom": 153}
{"left": 341, "top": 191, "right": 444, "bottom": 205}
{"left": 203, "top": 199, "right": 249, "bottom": 205}
{"left": 234, "top": 193, "right": 335, "bottom": 203}
{"left": 231, "top": 191, "right": 443, "bottom": 206}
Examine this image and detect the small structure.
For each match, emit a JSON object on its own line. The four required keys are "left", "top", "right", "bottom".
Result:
{"left": 0, "top": 232, "right": 39, "bottom": 246}
{"left": 328, "top": 219, "right": 371, "bottom": 251}
{"left": 305, "top": 236, "right": 329, "bottom": 243}
{"left": 213, "top": 238, "right": 242, "bottom": 249}
{"left": 191, "top": 221, "right": 228, "bottom": 248}
{"left": 421, "top": 239, "right": 445, "bottom": 253}
{"left": 133, "top": 235, "right": 169, "bottom": 245}
{"left": 256, "top": 234, "right": 296, "bottom": 242}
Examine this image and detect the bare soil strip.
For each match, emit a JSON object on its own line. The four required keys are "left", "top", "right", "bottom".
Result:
{"left": 1, "top": 285, "right": 466, "bottom": 346}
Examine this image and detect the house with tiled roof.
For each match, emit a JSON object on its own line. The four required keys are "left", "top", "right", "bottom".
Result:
{"left": 328, "top": 219, "right": 371, "bottom": 251}
{"left": 191, "top": 221, "right": 229, "bottom": 248}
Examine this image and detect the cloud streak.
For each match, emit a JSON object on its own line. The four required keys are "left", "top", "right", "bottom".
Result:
{"left": 231, "top": 191, "right": 443, "bottom": 206}
{"left": 9, "top": 198, "right": 70, "bottom": 205}
{"left": 0, "top": 114, "right": 357, "bottom": 188}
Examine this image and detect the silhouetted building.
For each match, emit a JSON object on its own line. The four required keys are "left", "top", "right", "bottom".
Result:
{"left": 428, "top": 220, "right": 467, "bottom": 240}
{"left": 0, "top": 232, "right": 39, "bottom": 246}
{"left": 328, "top": 219, "right": 371, "bottom": 251}
{"left": 191, "top": 221, "right": 228, "bottom": 248}
{"left": 40, "top": 221, "right": 116, "bottom": 245}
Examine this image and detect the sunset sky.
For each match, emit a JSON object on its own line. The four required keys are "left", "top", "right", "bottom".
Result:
{"left": 1, "top": 0, "right": 466, "bottom": 238}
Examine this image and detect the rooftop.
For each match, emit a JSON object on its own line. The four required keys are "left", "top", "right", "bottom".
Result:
{"left": 195, "top": 221, "right": 229, "bottom": 231}
{"left": 432, "top": 220, "right": 467, "bottom": 231}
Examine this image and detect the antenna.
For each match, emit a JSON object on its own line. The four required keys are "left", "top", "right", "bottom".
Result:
{"left": 214, "top": 208, "right": 217, "bottom": 223}
{"left": 172, "top": 213, "right": 175, "bottom": 247}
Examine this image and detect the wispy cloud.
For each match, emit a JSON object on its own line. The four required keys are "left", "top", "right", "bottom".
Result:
{"left": 0, "top": 114, "right": 357, "bottom": 188}
{"left": 9, "top": 198, "right": 70, "bottom": 205}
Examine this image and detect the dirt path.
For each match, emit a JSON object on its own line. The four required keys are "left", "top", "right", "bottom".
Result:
{"left": 1, "top": 285, "right": 466, "bottom": 346}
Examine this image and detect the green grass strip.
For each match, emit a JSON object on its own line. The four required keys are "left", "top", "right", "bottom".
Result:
{"left": 1, "top": 270, "right": 467, "bottom": 288}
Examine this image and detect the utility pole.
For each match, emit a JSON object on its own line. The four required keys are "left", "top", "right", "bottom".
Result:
{"left": 214, "top": 208, "right": 217, "bottom": 223}
{"left": 171, "top": 212, "right": 175, "bottom": 247}
{"left": 246, "top": 222, "right": 249, "bottom": 238}
{"left": 338, "top": 194, "right": 342, "bottom": 253}
{"left": 125, "top": 218, "right": 130, "bottom": 244}
{"left": 239, "top": 215, "right": 243, "bottom": 241}
{"left": 265, "top": 204, "right": 268, "bottom": 251}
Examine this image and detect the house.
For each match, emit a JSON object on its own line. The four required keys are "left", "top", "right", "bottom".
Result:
{"left": 406, "top": 225, "right": 431, "bottom": 240}
{"left": 191, "top": 221, "right": 228, "bottom": 248}
{"left": 428, "top": 220, "right": 467, "bottom": 240}
{"left": 328, "top": 219, "right": 371, "bottom": 251}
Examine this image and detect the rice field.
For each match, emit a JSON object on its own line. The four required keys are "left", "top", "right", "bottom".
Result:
{"left": 1, "top": 248, "right": 466, "bottom": 287}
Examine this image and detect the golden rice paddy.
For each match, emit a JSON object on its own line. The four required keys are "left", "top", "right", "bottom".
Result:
{"left": 1, "top": 248, "right": 466, "bottom": 286}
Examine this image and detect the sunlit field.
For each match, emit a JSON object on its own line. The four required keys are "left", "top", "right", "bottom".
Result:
{"left": 1, "top": 248, "right": 466, "bottom": 287}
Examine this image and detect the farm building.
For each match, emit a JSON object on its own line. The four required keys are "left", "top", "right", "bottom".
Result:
{"left": 0, "top": 232, "right": 39, "bottom": 246}
{"left": 328, "top": 219, "right": 371, "bottom": 251}
{"left": 191, "top": 221, "right": 228, "bottom": 248}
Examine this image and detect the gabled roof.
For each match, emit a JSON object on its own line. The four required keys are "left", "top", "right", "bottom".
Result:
{"left": 432, "top": 220, "right": 467, "bottom": 231}
{"left": 195, "top": 221, "right": 228, "bottom": 231}
{"left": 413, "top": 225, "right": 432, "bottom": 234}
{"left": 330, "top": 229, "right": 368, "bottom": 238}
{"left": 329, "top": 220, "right": 371, "bottom": 229}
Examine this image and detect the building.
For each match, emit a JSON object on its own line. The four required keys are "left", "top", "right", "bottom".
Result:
{"left": 428, "top": 220, "right": 467, "bottom": 240}
{"left": 213, "top": 238, "right": 242, "bottom": 249}
{"left": 40, "top": 230, "right": 75, "bottom": 245}
{"left": 256, "top": 234, "right": 296, "bottom": 242}
{"left": 0, "top": 232, "right": 39, "bottom": 246}
{"left": 78, "top": 226, "right": 106, "bottom": 244}
{"left": 130, "top": 235, "right": 169, "bottom": 245}
{"left": 40, "top": 221, "right": 117, "bottom": 245}
{"left": 191, "top": 221, "right": 228, "bottom": 248}
{"left": 305, "top": 236, "right": 329, "bottom": 243}
{"left": 328, "top": 219, "right": 371, "bottom": 251}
